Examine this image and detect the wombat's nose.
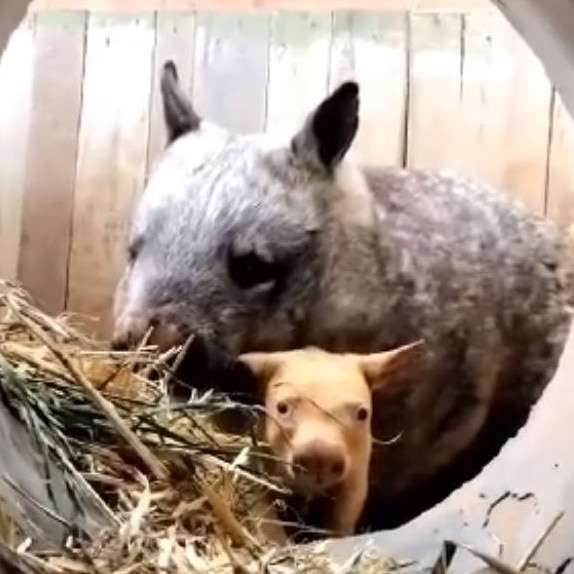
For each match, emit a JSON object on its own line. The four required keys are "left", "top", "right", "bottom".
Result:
{"left": 110, "top": 314, "right": 150, "bottom": 350}
{"left": 292, "top": 442, "right": 347, "bottom": 488}
{"left": 111, "top": 314, "right": 185, "bottom": 352}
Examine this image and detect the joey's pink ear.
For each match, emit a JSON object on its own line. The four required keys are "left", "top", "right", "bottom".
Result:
{"left": 238, "top": 352, "right": 284, "bottom": 391}
{"left": 358, "top": 340, "right": 429, "bottom": 392}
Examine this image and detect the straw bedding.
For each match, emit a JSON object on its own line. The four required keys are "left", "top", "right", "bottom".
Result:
{"left": 0, "top": 280, "right": 400, "bottom": 574}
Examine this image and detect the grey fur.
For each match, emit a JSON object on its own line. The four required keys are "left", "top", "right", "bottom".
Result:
{"left": 111, "top": 60, "right": 573, "bottom": 528}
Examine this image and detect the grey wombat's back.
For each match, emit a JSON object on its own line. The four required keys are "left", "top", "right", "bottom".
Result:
{"left": 356, "top": 164, "right": 571, "bottom": 528}
{"left": 111, "top": 64, "right": 573, "bottom": 530}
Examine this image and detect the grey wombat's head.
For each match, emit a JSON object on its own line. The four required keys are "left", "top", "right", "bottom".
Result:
{"left": 111, "top": 61, "right": 361, "bottom": 354}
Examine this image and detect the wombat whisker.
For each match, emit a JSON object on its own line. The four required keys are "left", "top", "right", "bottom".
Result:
{"left": 372, "top": 432, "right": 404, "bottom": 447}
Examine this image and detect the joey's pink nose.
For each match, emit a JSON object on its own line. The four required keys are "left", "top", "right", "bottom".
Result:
{"left": 292, "top": 441, "right": 347, "bottom": 488}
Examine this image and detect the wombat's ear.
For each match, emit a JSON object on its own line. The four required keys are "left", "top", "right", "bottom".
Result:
{"left": 238, "top": 353, "right": 283, "bottom": 391}
{"left": 160, "top": 60, "right": 201, "bottom": 144}
{"left": 359, "top": 340, "right": 429, "bottom": 392}
{"left": 291, "top": 81, "right": 360, "bottom": 173}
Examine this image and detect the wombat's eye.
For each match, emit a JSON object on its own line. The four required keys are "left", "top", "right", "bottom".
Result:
{"left": 127, "top": 236, "right": 144, "bottom": 264}
{"left": 227, "top": 250, "right": 278, "bottom": 290}
{"left": 356, "top": 407, "right": 369, "bottom": 422}
{"left": 276, "top": 401, "right": 290, "bottom": 416}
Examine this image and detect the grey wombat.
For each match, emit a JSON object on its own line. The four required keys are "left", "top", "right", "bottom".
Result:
{"left": 111, "top": 60, "right": 573, "bottom": 528}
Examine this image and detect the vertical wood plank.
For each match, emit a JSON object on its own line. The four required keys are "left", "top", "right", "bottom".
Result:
{"left": 329, "top": 11, "right": 407, "bottom": 167}
{"left": 457, "top": 11, "right": 516, "bottom": 188}
{"left": 146, "top": 11, "right": 196, "bottom": 178}
{"left": 406, "top": 12, "right": 465, "bottom": 171}
{"left": 0, "top": 17, "right": 35, "bottom": 282}
{"left": 265, "top": 12, "right": 332, "bottom": 140}
{"left": 546, "top": 94, "right": 574, "bottom": 234}
{"left": 460, "top": 11, "right": 552, "bottom": 215}
{"left": 494, "top": 18, "right": 553, "bottom": 216}
{"left": 67, "top": 14, "right": 155, "bottom": 337}
{"left": 30, "top": 0, "right": 493, "bottom": 11}
{"left": 193, "top": 12, "right": 270, "bottom": 134}
{"left": 17, "top": 11, "right": 86, "bottom": 314}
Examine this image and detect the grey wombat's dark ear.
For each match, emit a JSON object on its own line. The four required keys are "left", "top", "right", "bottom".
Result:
{"left": 160, "top": 60, "right": 201, "bottom": 144}
{"left": 290, "top": 81, "right": 360, "bottom": 172}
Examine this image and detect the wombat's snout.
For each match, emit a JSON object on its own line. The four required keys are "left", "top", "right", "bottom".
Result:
{"left": 291, "top": 440, "right": 348, "bottom": 489}
{"left": 110, "top": 313, "right": 187, "bottom": 352}
{"left": 110, "top": 313, "right": 147, "bottom": 350}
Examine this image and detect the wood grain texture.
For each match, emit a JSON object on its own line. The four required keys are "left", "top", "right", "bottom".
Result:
{"left": 491, "top": 16, "right": 553, "bottom": 216}
{"left": 462, "top": 11, "right": 552, "bottom": 215}
{"left": 0, "top": 16, "right": 35, "bottom": 282}
{"left": 265, "top": 12, "right": 332, "bottom": 140}
{"left": 67, "top": 14, "right": 155, "bottom": 337}
{"left": 456, "top": 10, "right": 518, "bottom": 187}
{"left": 192, "top": 12, "right": 270, "bottom": 134}
{"left": 406, "top": 12, "right": 465, "bottom": 171}
{"left": 31, "top": 0, "right": 493, "bottom": 13}
{"left": 330, "top": 11, "right": 408, "bottom": 167}
{"left": 546, "top": 94, "right": 574, "bottom": 234}
{"left": 17, "top": 11, "right": 87, "bottom": 314}
{"left": 146, "top": 11, "right": 196, "bottom": 178}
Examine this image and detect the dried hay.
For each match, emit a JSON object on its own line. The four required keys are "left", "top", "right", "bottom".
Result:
{"left": 0, "top": 280, "right": 400, "bottom": 574}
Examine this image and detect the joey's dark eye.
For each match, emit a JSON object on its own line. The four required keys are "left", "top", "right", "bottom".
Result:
{"left": 227, "top": 250, "right": 278, "bottom": 290}
{"left": 277, "top": 401, "right": 290, "bottom": 416}
{"left": 356, "top": 407, "right": 369, "bottom": 422}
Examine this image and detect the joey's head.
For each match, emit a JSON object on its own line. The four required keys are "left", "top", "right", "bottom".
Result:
{"left": 239, "top": 341, "right": 427, "bottom": 492}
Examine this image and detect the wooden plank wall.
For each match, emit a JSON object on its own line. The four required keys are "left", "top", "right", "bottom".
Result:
{"left": 1, "top": 5, "right": 573, "bottom": 339}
